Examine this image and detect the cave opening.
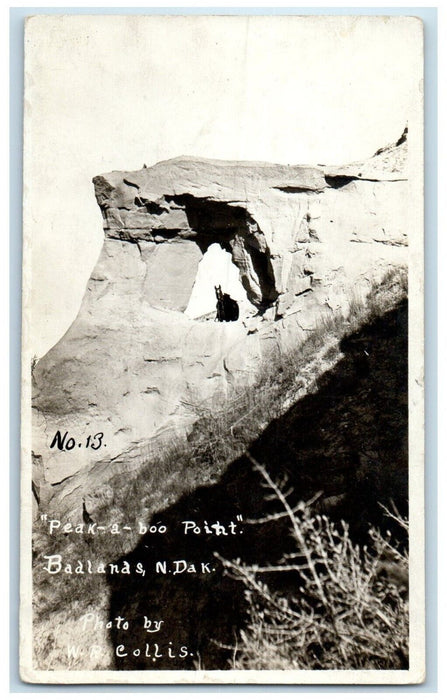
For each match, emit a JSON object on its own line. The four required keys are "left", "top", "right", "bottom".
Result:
{"left": 184, "top": 243, "right": 253, "bottom": 322}
{"left": 168, "top": 194, "right": 279, "bottom": 310}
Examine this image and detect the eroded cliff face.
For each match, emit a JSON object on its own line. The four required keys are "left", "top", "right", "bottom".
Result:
{"left": 32, "top": 132, "right": 408, "bottom": 515}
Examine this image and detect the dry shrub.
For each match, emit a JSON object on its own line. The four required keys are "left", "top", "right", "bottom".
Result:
{"left": 219, "top": 459, "right": 409, "bottom": 670}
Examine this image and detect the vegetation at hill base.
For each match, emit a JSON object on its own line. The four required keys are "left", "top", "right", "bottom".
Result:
{"left": 218, "top": 460, "right": 408, "bottom": 670}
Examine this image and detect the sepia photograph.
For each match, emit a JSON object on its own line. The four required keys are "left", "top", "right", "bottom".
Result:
{"left": 20, "top": 13, "right": 424, "bottom": 684}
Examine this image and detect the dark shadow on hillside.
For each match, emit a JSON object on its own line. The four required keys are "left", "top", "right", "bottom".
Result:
{"left": 107, "top": 300, "right": 408, "bottom": 670}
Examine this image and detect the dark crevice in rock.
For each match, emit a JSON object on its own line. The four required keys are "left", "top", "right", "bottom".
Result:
{"left": 134, "top": 197, "right": 168, "bottom": 215}
{"left": 325, "top": 174, "right": 406, "bottom": 188}
{"left": 32, "top": 480, "right": 40, "bottom": 505}
{"left": 143, "top": 357, "right": 178, "bottom": 363}
{"left": 123, "top": 178, "right": 140, "bottom": 190}
{"left": 295, "top": 286, "right": 312, "bottom": 298}
{"left": 50, "top": 473, "right": 77, "bottom": 488}
{"left": 246, "top": 245, "right": 278, "bottom": 304}
{"left": 272, "top": 185, "right": 325, "bottom": 194}
{"left": 324, "top": 175, "right": 359, "bottom": 189}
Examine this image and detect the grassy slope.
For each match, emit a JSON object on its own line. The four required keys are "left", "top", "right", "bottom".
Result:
{"left": 32, "top": 266, "right": 408, "bottom": 670}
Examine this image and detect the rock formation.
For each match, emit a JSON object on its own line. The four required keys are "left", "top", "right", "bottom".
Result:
{"left": 32, "top": 131, "right": 408, "bottom": 515}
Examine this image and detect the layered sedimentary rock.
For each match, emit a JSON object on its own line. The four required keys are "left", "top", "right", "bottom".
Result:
{"left": 32, "top": 131, "right": 408, "bottom": 515}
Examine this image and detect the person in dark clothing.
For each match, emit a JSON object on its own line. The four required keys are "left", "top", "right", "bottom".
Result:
{"left": 215, "top": 285, "right": 239, "bottom": 322}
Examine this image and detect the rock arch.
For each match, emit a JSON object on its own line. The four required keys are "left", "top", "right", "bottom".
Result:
{"left": 167, "top": 194, "right": 278, "bottom": 309}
